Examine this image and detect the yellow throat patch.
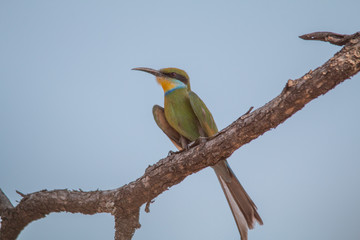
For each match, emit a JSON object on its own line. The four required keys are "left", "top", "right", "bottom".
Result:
{"left": 156, "top": 77, "right": 178, "bottom": 93}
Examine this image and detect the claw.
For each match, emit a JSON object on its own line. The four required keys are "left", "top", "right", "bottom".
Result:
{"left": 184, "top": 143, "right": 189, "bottom": 150}
{"left": 198, "top": 136, "right": 208, "bottom": 143}
{"left": 188, "top": 136, "right": 208, "bottom": 148}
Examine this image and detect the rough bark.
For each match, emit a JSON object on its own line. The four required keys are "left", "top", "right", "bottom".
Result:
{"left": 1, "top": 32, "right": 359, "bottom": 240}
{"left": 114, "top": 210, "right": 141, "bottom": 240}
{"left": 0, "top": 189, "right": 13, "bottom": 214}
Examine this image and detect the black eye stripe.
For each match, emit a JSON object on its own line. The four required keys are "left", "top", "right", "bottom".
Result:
{"left": 165, "top": 72, "right": 188, "bottom": 83}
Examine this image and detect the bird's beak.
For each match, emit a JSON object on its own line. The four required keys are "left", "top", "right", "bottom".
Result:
{"left": 132, "top": 67, "right": 163, "bottom": 77}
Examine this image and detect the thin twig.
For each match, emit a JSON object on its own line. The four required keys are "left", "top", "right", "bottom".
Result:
{"left": 145, "top": 200, "right": 155, "bottom": 213}
{"left": 299, "top": 31, "right": 360, "bottom": 46}
{"left": 15, "top": 190, "right": 26, "bottom": 198}
{"left": 240, "top": 106, "right": 254, "bottom": 120}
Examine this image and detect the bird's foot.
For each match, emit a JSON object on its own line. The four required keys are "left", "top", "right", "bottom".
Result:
{"left": 188, "top": 136, "right": 208, "bottom": 148}
{"left": 198, "top": 136, "right": 208, "bottom": 143}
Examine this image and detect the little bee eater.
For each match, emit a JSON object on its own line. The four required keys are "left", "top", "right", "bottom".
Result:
{"left": 133, "top": 67, "right": 262, "bottom": 239}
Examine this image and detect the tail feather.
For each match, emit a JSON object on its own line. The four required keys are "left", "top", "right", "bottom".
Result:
{"left": 217, "top": 175, "right": 249, "bottom": 240}
{"left": 213, "top": 161, "right": 262, "bottom": 240}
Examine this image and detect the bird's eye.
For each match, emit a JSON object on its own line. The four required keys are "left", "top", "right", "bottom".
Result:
{"left": 170, "top": 72, "right": 176, "bottom": 77}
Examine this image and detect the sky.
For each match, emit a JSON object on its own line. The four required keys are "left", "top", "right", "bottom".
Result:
{"left": 1, "top": 1, "right": 360, "bottom": 240}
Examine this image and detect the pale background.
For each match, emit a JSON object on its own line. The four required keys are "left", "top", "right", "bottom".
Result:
{"left": 1, "top": 1, "right": 360, "bottom": 239}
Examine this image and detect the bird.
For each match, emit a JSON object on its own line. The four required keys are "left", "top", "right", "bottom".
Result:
{"left": 132, "top": 67, "right": 263, "bottom": 239}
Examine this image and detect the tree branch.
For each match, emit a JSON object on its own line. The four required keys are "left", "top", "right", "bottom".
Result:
{"left": 0, "top": 189, "right": 119, "bottom": 239}
{"left": 299, "top": 31, "right": 360, "bottom": 46}
{"left": 1, "top": 32, "right": 359, "bottom": 240}
{"left": 114, "top": 210, "right": 141, "bottom": 240}
{"left": 0, "top": 189, "right": 13, "bottom": 214}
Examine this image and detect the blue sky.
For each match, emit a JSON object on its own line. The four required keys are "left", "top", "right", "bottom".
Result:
{"left": 1, "top": 1, "right": 360, "bottom": 239}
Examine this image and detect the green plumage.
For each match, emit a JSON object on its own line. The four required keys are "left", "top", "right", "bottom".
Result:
{"left": 164, "top": 88, "right": 204, "bottom": 141}
{"left": 188, "top": 91, "right": 218, "bottom": 136}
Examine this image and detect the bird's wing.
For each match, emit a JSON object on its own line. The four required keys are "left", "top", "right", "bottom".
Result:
{"left": 152, "top": 105, "right": 183, "bottom": 150}
{"left": 188, "top": 91, "right": 218, "bottom": 136}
